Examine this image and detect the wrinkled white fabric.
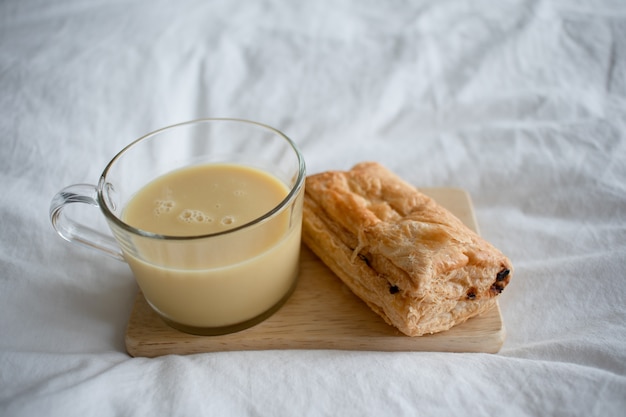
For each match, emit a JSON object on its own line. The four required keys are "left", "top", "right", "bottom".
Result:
{"left": 1, "top": 0, "right": 625, "bottom": 416}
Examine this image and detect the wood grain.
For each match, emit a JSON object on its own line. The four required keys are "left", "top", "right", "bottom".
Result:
{"left": 125, "top": 188, "right": 505, "bottom": 357}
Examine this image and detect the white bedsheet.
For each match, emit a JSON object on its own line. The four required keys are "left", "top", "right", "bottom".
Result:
{"left": 1, "top": 0, "right": 625, "bottom": 416}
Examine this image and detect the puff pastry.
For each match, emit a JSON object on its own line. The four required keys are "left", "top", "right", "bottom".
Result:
{"left": 302, "top": 162, "right": 513, "bottom": 336}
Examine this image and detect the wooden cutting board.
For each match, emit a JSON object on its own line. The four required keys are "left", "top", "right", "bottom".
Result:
{"left": 125, "top": 188, "right": 505, "bottom": 357}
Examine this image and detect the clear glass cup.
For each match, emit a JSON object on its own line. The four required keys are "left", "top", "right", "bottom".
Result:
{"left": 50, "top": 118, "right": 306, "bottom": 335}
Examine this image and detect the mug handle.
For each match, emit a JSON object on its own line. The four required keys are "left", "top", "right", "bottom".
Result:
{"left": 49, "top": 184, "right": 125, "bottom": 262}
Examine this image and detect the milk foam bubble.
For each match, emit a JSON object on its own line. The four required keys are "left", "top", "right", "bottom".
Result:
{"left": 154, "top": 199, "right": 175, "bottom": 215}
{"left": 178, "top": 209, "right": 214, "bottom": 224}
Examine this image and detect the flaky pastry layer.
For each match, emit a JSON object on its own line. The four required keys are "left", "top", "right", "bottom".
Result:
{"left": 302, "top": 162, "right": 513, "bottom": 336}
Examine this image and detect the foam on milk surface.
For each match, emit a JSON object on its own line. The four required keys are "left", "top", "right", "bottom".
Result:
{"left": 124, "top": 164, "right": 287, "bottom": 236}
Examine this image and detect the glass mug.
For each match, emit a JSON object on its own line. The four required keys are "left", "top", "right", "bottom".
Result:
{"left": 50, "top": 118, "right": 306, "bottom": 335}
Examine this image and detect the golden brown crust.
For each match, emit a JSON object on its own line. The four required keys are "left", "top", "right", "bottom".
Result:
{"left": 302, "top": 162, "right": 513, "bottom": 336}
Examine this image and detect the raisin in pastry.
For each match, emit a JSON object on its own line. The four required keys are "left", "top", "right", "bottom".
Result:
{"left": 302, "top": 162, "right": 513, "bottom": 336}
